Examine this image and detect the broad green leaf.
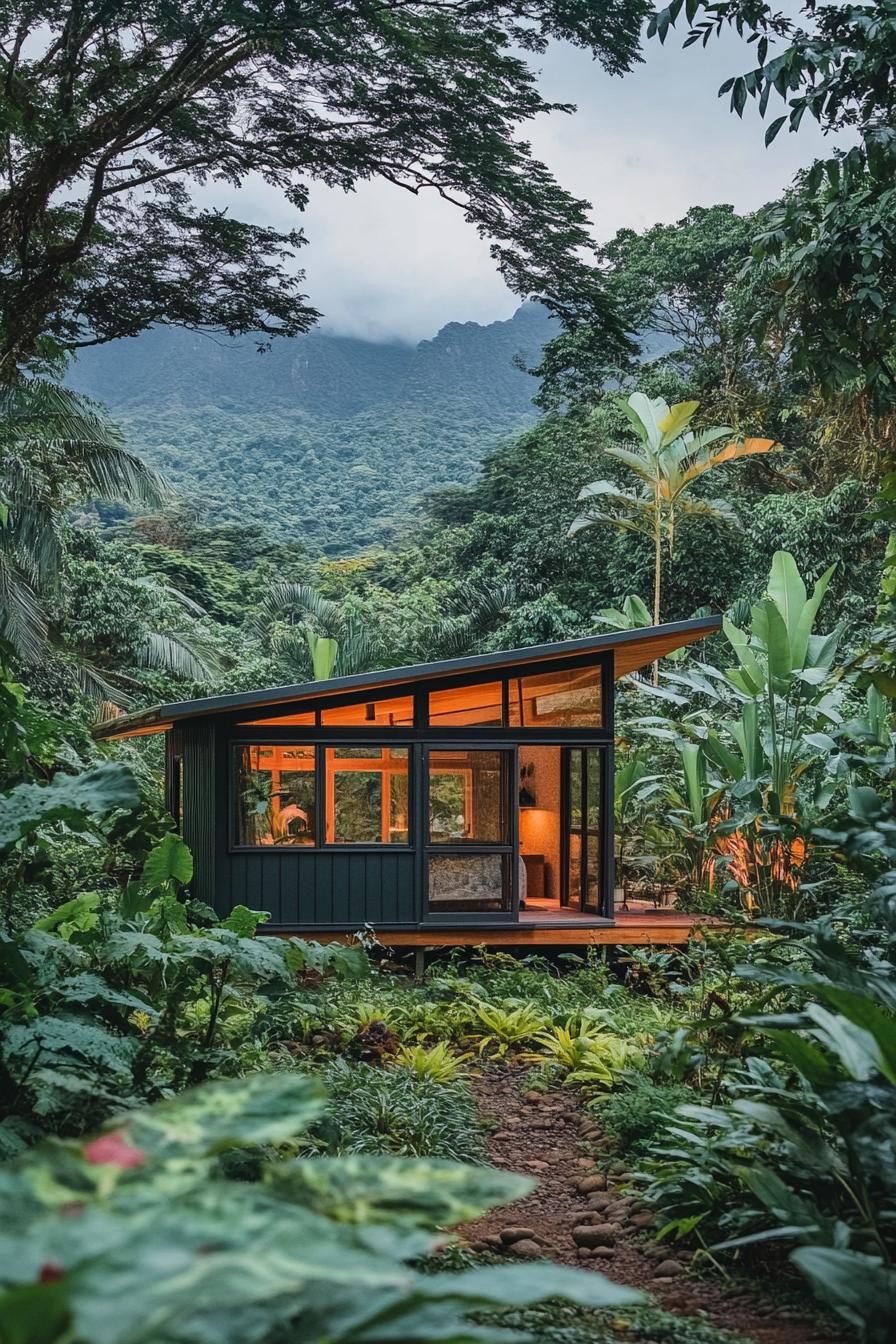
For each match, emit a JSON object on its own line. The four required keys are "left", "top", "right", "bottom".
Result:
{"left": 269, "top": 1156, "right": 528, "bottom": 1228}
{"left": 803, "top": 1003, "right": 885, "bottom": 1081}
{"left": 417, "top": 1262, "right": 643, "bottom": 1310}
{"left": 767, "top": 550, "right": 806, "bottom": 645}
{"left": 658, "top": 399, "right": 699, "bottom": 446}
{"left": 810, "top": 988, "right": 896, "bottom": 1084}
{"left": 0, "top": 1281, "right": 70, "bottom": 1344}
{"left": 791, "top": 1246, "right": 896, "bottom": 1340}
{"left": 126, "top": 1072, "right": 327, "bottom": 1157}
{"left": 307, "top": 631, "right": 339, "bottom": 681}
{"left": 141, "top": 832, "right": 193, "bottom": 893}
{"left": 2, "top": 1016, "right": 139, "bottom": 1078}
{"left": 792, "top": 562, "right": 837, "bottom": 670}
{"left": 0, "top": 765, "right": 139, "bottom": 854}
{"left": 626, "top": 392, "right": 669, "bottom": 450}
{"left": 33, "top": 893, "right": 100, "bottom": 941}
{"left": 221, "top": 905, "right": 269, "bottom": 937}
{"left": 722, "top": 617, "right": 765, "bottom": 691}
{"left": 751, "top": 598, "right": 792, "bottom": 688}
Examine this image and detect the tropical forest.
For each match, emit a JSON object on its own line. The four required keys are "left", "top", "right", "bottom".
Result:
{"left": 0, "top": 5, "right": 894, "bottom": 1344}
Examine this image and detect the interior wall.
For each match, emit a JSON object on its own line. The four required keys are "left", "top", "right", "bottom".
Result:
{"left": 518, "top": 745, "right": 562, "bottom": 901}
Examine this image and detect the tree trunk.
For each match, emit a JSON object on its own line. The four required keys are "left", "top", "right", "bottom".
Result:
{"left": 652, "top": 492, "right": 662, "bottom": 684}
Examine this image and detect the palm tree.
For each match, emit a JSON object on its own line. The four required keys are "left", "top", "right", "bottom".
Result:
{"left": 0, "top": 378, "right": 222, "bottom": 700}
{"left": 256, "top": 584, "right": 377, "bottom": 680}
{"left": 569, "top": 393, "right": 779, "bottom": 678}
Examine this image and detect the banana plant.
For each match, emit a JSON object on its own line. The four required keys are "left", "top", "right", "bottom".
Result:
{"left": 614, "top": 748, "right": 665, "bottom": 889}
{"left": 569, "top": 393, "right": 779, "bottom": 678}
{"left": 665, "top": 741, "right": 727, "bottom": 895}
{"left": 662, "top": 553, "right": 844, "bottom": 815}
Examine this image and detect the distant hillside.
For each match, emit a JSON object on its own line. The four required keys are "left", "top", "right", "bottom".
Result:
{"left": 69, "top": 304, "right": 558, "bottom": 553}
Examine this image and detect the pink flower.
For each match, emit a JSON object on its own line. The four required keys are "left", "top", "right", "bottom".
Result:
{"left": 83, "top": 1130, "right": 146, "bottom": 1169}
{"left": 39, "top": 1262, "right": 64, "bottom": 1283}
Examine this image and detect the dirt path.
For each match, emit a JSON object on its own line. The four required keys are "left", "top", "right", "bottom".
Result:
{"left": 459, "top": 1067, "right": 845, "bottom": 1344}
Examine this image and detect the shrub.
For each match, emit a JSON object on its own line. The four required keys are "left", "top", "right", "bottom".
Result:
{"left": 0, "top": 1072, "right": 642, "bottom": 1344}
{"left": 595, "top": 1080, "right": 693, "bottom": 1156}
{"left": 394, "top": 1041, "right": 471, "bottom": 1083}
{"left": 313, "top": 1060, "right": 486, "bottom": 1161}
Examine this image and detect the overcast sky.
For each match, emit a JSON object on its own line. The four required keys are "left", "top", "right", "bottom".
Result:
{"left": 213, "top": 27, "right": 833, "bottom": 344}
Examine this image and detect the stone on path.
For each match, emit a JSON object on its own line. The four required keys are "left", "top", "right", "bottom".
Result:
{"left": 508, "top": 1238, "right": 543, "bottom": 1258}
{"left": 499, "top": 1226, "right": 537, "bottom": 1245}
{"left": 572, "top": 1222, "right": 617, "bottom": 1249}
{"left": 575, "top": 1173, "right": 607, "bottom": 1194}
{"left": 654, "top": 1258, "right": 686, "bottom": 1277}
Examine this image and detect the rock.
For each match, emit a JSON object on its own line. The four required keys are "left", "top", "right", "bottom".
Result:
{"left": 484, "top": 1234, "right": 504, "bottom": 1250}
{"left": 587, "top": 1193, "right": 613, "bottom": 1212}
{"left": 577, "top": 1247, "right": 593, "bottom": 1260}
{"left": 491, "top": 1131, "right": 513, "bottom": 1141}
{"left": 592, "top": 1246, "right": 615, "bottom": 1260}
{"left": 604, "top": 1200, "right": 634, "bottom": 1220}
{"left": 507, "top": 1238, "right": 543, "bottom": 1258}
{"left": 607, "top": 1160, "right": 626, "bottom": 1175}
{"left": 575, "top": 1157, "right": 596, "bottom": 1169}
{"left": 470, "top": 1240, "right": 491, "bottom": 1253}
{"left": 523, "top": 1090, "right": 543, "bottom": 1101}
{"left": 499, "top": 1227, "right": 538, "bottom": 1245}
{"left": 655, "top": 1259, "right": 686, "bottom": 1277}
{"left": 576, "top": 1173, "right": 608, "bottom": 1195}
{"left": 629, "top": 1212, "right": 658, "bottom": 1230}
{"left": 572, "top": 1223, "right": 617, "bottom": 1249}
{"left": 524, "top": 1160, "right": 549, "bottom": 1173}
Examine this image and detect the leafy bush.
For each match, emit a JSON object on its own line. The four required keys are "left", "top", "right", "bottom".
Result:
{"left": 530, "top": 1021, "right": 643, "bottom": 1089}
{"left": 596, "top": 1080, "right": 694, "bottom": 1156}
{"left": 0, "top": 1072, "right": 642, "bottom": 1344}
{"left": 395, "top": 1040, "right": 471, "bottom": 1083}
{"left": 637, "top": 782, "right": 896, "bottom": 1342}
{"left": 468, "top": 999, "right": 549, "bottom": 1055}
{"left": 314, "top": 1060, "right": 486, "bottom": 1161}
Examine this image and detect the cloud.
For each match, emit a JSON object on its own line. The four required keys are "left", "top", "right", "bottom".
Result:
{"left": 206, "top": 28, "right": 835, "bottom": 344}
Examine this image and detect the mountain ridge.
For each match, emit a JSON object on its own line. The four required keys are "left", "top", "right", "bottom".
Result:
{"left": 69, "top": 304, "right": 557, "bottom": 553}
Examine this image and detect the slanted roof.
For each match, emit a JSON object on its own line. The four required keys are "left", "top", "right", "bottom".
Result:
{"left": 93, "top": 615, "right": 722, "bottom": 740}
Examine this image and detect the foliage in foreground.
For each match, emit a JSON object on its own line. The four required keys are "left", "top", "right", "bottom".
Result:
{"left": 0, "top": 1071, "right": 642, "bottom": 1344}
{"left": 636, "top": 787, "right": 896, "bottom": 1342}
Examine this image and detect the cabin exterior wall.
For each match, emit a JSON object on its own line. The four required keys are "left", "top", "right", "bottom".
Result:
{"left": 176, "top": 650, "right": 616, "bottom": 930}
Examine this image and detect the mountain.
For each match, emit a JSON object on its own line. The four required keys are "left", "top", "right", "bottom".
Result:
{"left": 69, "top": 303, "right": 557, "bottom": 554}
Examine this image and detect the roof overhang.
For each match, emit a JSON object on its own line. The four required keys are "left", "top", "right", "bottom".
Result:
{"left": 93, "top": 616, "right": 722, "bottom": 741}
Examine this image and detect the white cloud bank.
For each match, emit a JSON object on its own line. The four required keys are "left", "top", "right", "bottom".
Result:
{"left": 208, "top": 26, "right": 835, "bottom": 343}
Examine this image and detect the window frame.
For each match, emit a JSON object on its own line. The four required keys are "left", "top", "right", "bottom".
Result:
{"left": 230, "top": 740, "right": 415, "bottom": 853}
{"left": 324, "top": 744, "right": 412, "bottom": 847}
{"left": 226, "top": 651, "right": 614, "bottom": 857}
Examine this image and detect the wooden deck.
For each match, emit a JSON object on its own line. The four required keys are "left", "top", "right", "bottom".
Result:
{"left": 282, "top": 908, "right": 712, "bottom": 948}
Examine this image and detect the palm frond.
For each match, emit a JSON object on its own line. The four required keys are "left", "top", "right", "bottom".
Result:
{"left": 0, "top": 549, "right": 47, "bottom": 663}
{"left": 135, "top": 630, "right": 226, "bottom": 682}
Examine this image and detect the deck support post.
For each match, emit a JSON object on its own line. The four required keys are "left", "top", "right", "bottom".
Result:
{"left": 413, "top": 946, "right": 426, "bottom": 982}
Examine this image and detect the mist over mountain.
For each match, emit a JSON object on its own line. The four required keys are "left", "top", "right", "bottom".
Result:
{"left": 70, "top": 304, "right": 558, "bottom": 553}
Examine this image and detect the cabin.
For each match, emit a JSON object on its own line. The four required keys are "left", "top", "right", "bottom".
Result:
{"left": 94, "top": 618, "right": 721, "bottom": 948}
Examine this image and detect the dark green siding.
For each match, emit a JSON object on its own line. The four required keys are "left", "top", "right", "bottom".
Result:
{"left": 223, "top": 850, "right": 416, "bottom": 927}
{"left": 181, "top": 720, "right": 216, "bottom": 910}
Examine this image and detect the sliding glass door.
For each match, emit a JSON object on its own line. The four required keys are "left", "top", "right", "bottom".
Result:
{"left": 423, "top": 746, "right": 516, "bottom": 920}
{"left": 563, "top": 747, "right": 604, "bottom": 914}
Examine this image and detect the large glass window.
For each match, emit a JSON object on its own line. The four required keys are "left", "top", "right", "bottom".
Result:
{"left": 235, "top": 745, "right": 316, "bottom": 846}
{"left": 321, "top": 695, "right": 414, "bottom": 727}
{"left": 428, "top": 749, "right": 507, "bottom": 844}
{"left": 508, "top": 664, "right": 603, "bottom": 728}
{"left": 325, "top": 747, "right": 410, "bottom": 844}
{"left": 428, "top": 681, "right": 503, "bottom": 727}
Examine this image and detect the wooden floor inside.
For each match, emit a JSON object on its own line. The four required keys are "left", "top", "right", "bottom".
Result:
{"left": 290, "top": 908, "right": 712, "bottom": 947}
